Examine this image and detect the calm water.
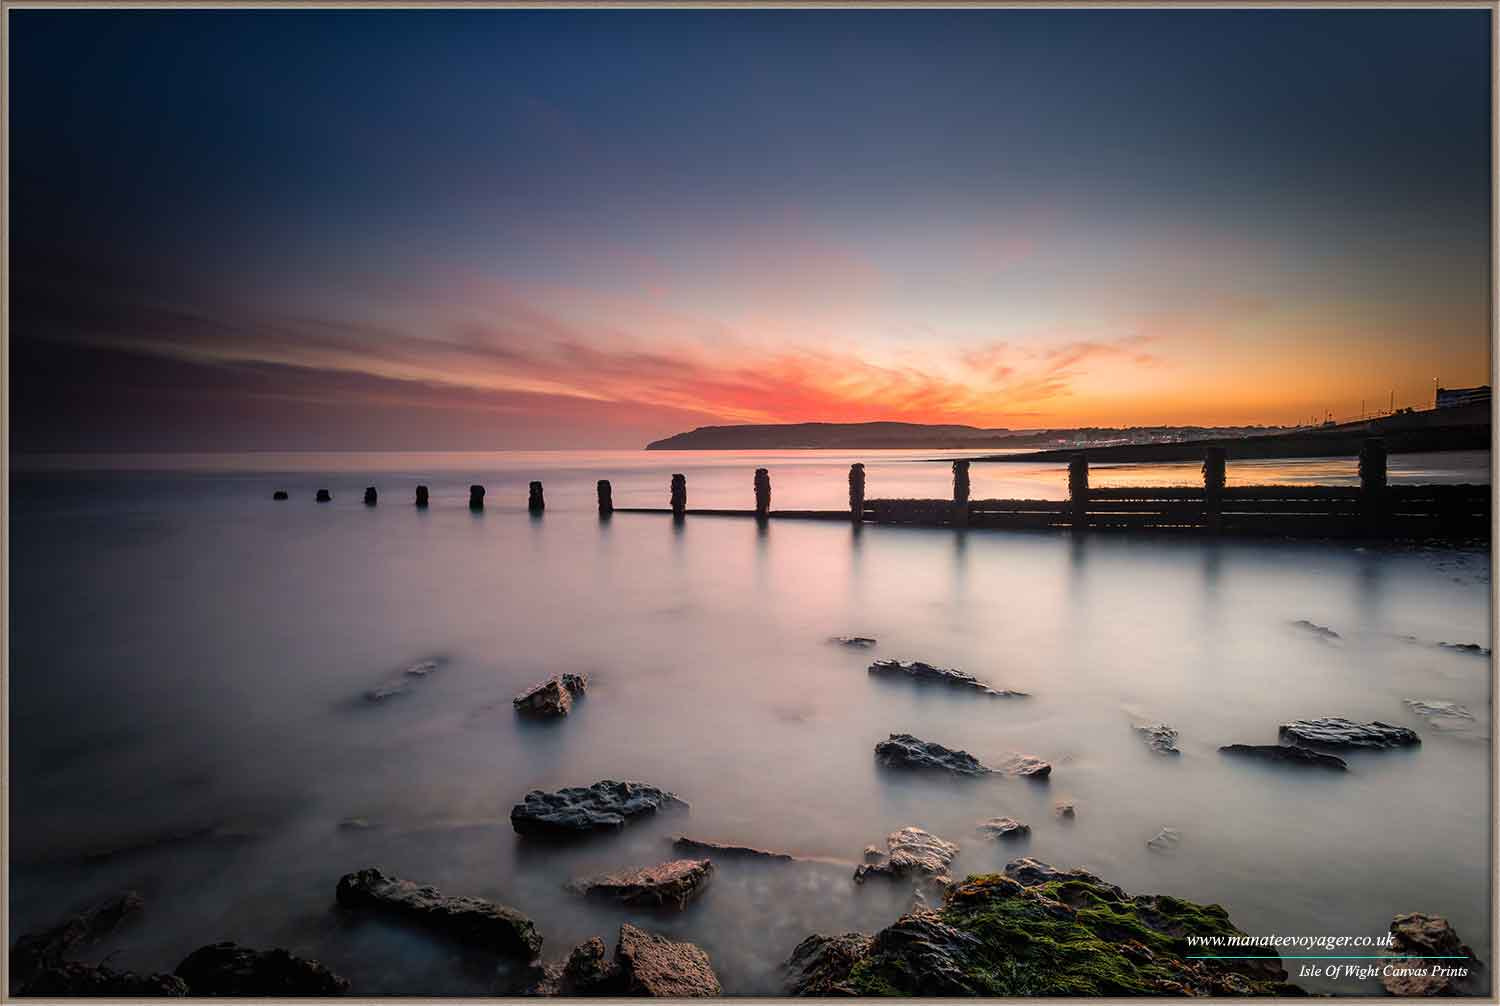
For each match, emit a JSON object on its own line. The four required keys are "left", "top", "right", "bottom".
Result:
{"left": 8, "top": 450, "right": 1493, "bottom": 995}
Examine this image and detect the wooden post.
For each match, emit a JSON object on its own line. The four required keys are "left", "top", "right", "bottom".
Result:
{"left": 670, "top": 474, "right": 687, "bottom": 518}
{"left": 528, "top": 481, "right": 545, "bottom": 514}
{"left": 415, "top": 485, "right": 429, "bottom": 507}
{"left": 273, "top": 490, "right": 288, "bottom": 501}
{"left": 848, "top": 463, "right": 866, "bottom": 522}
{"left": 1067, "top": 454, "right": 1089, "bottom": 530}
{"left": 1359, "top": 437, "right": 1388, "bottom": 534}
{"left": 952, "top": 459, "right": 970, "bottom": 527}
{"left": 469, "top": 484, "right": 485, "bottom": 510}
{"left": 754, "top": 468, "right": 771, "bottom": 520}
{"left": 1202, "top": 447, "right": 1226, "bottom": 533}
{"left": 316, "top": 489, "right": 332, "bottom": 503}
{"left": 364, "top": 486, "right": 378, "bottom": 506}
{"left": 597, "top": 479, "right": 613, "bottom": 517}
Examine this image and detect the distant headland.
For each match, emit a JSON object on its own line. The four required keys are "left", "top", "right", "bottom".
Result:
{"left": 644, "top": 421, "right": 1285, "bottom": 451}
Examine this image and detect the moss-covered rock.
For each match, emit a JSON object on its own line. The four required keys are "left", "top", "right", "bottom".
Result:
{"left": 785, "top": 859, "right": 1302, "bottom": 996}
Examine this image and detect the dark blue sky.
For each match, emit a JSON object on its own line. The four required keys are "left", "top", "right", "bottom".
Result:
{"left": 10, "top": 9, "right": 1492, "bottom": 449}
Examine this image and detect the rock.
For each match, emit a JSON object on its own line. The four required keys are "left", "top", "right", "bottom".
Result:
{"left": 831, "top": 635, "right": 877, "bottom": 648}
{"left": 874, "top": 734, "right": 991, "bottom": 776}
{"left": 868, "top": 659, "right": 1026, "bottom": 697}
{"left": 272, "top": 490, "right": 288, "bottom": 500}
{"left": 1219, "top": 744, "right": 1348, "bottom": 770}
{"left": 1278, "top": 717, "right": 1420, "bottom": 750}
{"left": 363, "top": 487, "right": 378, "bottom": 505}
{"left": 17, "top": 962, "right": 188, "bottom": 996}
{"left": 1438, "top": 641, "right": 1489, "bottom": 656}
{"left": 977, "top": 817, "right": 1030, "bottom": 840}
{"left": 175, "top": 942, "right": 350, "bottom": 995}
{"left": 1146, "top": 827, "right": 1182, "bottom": 853}
{"left": 614, "top": 923, "right": 721, "bottom": 996}
{"left": 567, "top": 859, "right": 713, "bottom": 910}
{"left": 338, "top": 817, "right": 376, "bottom": 831}
{"left": 862, "top": 845, "right": 883, "bottom": 862}
{"left": 788, "top": 860, "right": 1298, "bottom": 995}
{"left": 1291, "top": 619, "right": 1340, "bottom": 640}
{"left": 672, "top": 836, "right": 795, "bottom": 862}
{"left": 10, "top": 891, "right": 144, "bottom": 989}
{"left": 513, "top": 674, "right": 589, "bottom": 718}
{"left": 854, "top": 826, "right": 959, "bottom": 886}
{"left": 999, "top": 753, "right": 1052, "bottom": 779}
{"left": 316, "top": 489, "right": 332, "bottom": 502}
{"left": 510, "top": 781, "right": 686, "bottom": 837}
{"left": 784, "top": 933, "right": 874, "bottom": 995}
{"left": 559, "top": 672, "right": 588, "bottom": 695}
{"left": 334, "top": 867, "right": 541, "bottom": 959}
{"left": 1055, "top": 801, "right": 1076, "bottom": 819}
{"left": 527, "top": 936, "right": 624, "bottom": 995}
{"left": 1380, "top": 913, "right": 1487, "bottom": 996}
{"left": 364, "top": 659, "right": 442, "bottom": 702}
{"left": 1133, "top": 722, "right": 1181, "bottom": 756}
{"left": 1403, "top": 699, "right": 1478, "bottom": 732}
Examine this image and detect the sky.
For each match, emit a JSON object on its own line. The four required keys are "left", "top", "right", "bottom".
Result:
{"left": 8, "top": 9, "right": 1493, "bottom": 451}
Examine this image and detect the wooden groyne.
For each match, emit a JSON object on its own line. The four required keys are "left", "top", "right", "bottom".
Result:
{"left": 275, "top": 437, "right": 1488, "bottom": 540}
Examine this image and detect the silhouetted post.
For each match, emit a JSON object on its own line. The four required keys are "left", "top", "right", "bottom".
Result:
{"left": 848, "top": 463, "right": 866, "bottom": 523}
{"left": 597, "top": 479, "right": 613, "bottom": 517}
{"left": 316, "top": 489, "right": 332, "bottom": 503}
{"left": 754, "top": 468, "right": 771, "bottom": 521}
{"left": 528, "top": 481, "right": 545, "bottom": 514}
{"left": 1067, "top": 454, "right": 1089, "bottom": 530}
{"left": 1359, "top": 437, "right": 1388, "bottom": 534}
{"left": 415, "top": 485, "right": 429, "bottom": 507}
{"left": 952, "top": 459, "right": 970, "bottom": 527}
{"left": 1202, "top": 447, "right": 1226, "bottom": 533}
{"left": 469, "top": 485, "right": 485, "bottom": 510}
{"left": 670, "top": 474, "right": 687, "bottom": 518}
{"left": 364, "top": 486, "right": 378, "bottom": 506}
{"left": 272, "top": 490, "right": 288, "bottom": 501}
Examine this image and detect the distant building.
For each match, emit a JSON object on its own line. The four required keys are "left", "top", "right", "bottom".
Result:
{"left": 1435, "top": 385, "right": 1491, "bottom": 409}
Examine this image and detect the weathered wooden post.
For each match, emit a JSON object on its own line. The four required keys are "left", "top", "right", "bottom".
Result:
{"left": 597, "top": 479, "right": 613, "bottom": 517}
{"left": 754, "top": 468, "right": 771, "bottom": 521}
{"left": 1067, "top": 454, "right": 1089, "bottom": 530}
{"left": 415, "top": 485, "right": 429, "bottom": 507}
{"left": 316, "top": 489, "right": 332, "bottom": 503}
{"left": 1202, "top": 447, "right": 1226, "bottom": 533}
{"left": 272, "top": 490, "right": 288, "bottom": 501}
{"left": 1359, "top": 437, "right": 1388, "bottom": 535}
{"left": 670, "top": 474, "right": 687, "bottom": 518}
{"left": 952, "top": 459, "right": 970, "bottom": 527}
{"left": 528, "top": 481, "right": 545, "bottom": 514}
{"left": 469, "top": 484, "right": 485, "bottom": 510}
{"left": 364, "top": 486, "right": 378, "bottom": 506}
{"left": 849, "top": 463, "right": 866, "bottom": 523}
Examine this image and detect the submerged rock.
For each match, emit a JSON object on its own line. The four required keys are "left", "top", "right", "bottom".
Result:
{"left": 1133, "top": 722, "right": 1181, "bottom": 756}
{"left": 175, "top": 942, "right": 350, "bottom": 995}
{"left": 338, "top": 817, "right": 377, "bottom": 831}
{"left": 874, "top": 733, "right": 991, "bottom": 776}
{"left": 1219, "top": 744, "right": 1348, "bottom": 770}
{"left": 854, "top": 826, "right": 959, "bottom": 886}
{"left": 672, "top": 835, "right": 795, "bottom": 862}
{"left": 1438, "top": 641, "right": 1490, "bottom": 657}
{"left": 1278, "top": 717, "right": 1420, "bottom": 750}
{"left": 868, "top": 659, "right": 1026, "bottom": 697}
{"left": 334, "top": 867, "right": 541, "bottom": 959}
{"left": 1146, "top": 827, "right": 1182, "bottom": 853}
{"left": 17, "top": 961, "right": 188, "bottom": 997}
{"left": 10, "top": 891, "right": 144, "bottom": 989}
{"left": 567, "top": 859, "right": 713, "bottom": 910}
{"left": 977, "top": 817, "right": 1030, "bottom": 840}
{"left": 788, "top": 860, "right": 1298, "bottom": 995}
{"left": 362, "top": 659, "right": 442, "bottom": 702}
{"left": 831, "top": 636, "right": 878, "bottom": 648}
{"left": 513, "top": 678, "right": 574, "bottom": 718}
{"left": 510, "top": 780, "right": 686, "bottom": 837}
{"left": 527, "top": 936, "right": 624, "bottom": 996}
{"left": 1380, "top": 913, "right": 1487, "bottom": 996}
{"left": 1403, "top": 699, "right": 1478, "bottom": 733}
{"left": 1290, "top": 619, "right": 1340, "bottom": 640}
{"left": 615, "top": 923, "right": 721, "bottom": 996}
{"left": 785, "top": 933, "right": 874, "bottom": 995}
{"left": 1055, "top": 801, "right": 1077, "bottom": 819}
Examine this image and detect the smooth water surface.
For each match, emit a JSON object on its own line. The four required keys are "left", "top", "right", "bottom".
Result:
{"left": 9, "top": 450, "right": 1493, "bottom": 995}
